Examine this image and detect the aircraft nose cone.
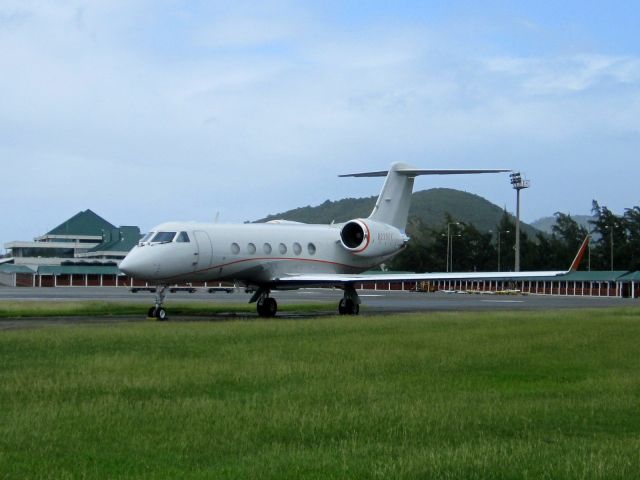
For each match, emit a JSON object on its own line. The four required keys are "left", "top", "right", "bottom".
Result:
{"left": 119, "top": 253, "right": 143, "bottom": 277}
{"left": 119, "top": 248, "right": 160, "bottom": 280}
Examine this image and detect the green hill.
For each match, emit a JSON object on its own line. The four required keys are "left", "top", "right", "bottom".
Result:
{"left": 531, "top": 215, "right": 593, "bottom": 234}
{"left": 258, "top": 188, "right": 541, "bottom": 237}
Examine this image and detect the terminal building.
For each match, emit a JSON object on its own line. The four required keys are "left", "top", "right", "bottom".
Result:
{"left": 0, "top": 209, "right": 141, "bottom": 287}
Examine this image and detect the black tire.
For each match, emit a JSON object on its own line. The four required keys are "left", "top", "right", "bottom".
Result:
{"left": 338, "top": 298, "right": 347, "bottom": 315}
{"left": 265, "top": 297, "right": 277, "bottom": 317}
{"left": 157, "top": 307, "right": 168, "bottom": 321}
{"left": 257, "top": 298, "right": 277, "bottom": 317}
{"left": 339, "top": 298, "right": 359, "bottom": 315}
{"left": 148, "top": 306, "right": 156, "bottom": 318}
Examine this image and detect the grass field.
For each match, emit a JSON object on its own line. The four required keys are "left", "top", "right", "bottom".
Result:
{"left": 0, "top": 300, "right": 335, "bottom": 318}
{"left": 1, "top": 308, "right": 640, "bottom": 479}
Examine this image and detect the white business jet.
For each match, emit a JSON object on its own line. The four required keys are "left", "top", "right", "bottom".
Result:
{"left": 119, "top": 162, "right": 585, "bottom": 319}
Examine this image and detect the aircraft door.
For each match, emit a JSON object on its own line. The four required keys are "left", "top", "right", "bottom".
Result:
{"left": 193, "top": 230, "right": 213, "bottom": 270}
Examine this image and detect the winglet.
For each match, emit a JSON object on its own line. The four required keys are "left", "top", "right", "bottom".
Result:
{"left": 569, "top": 236, "right": 590, "bottom": 272}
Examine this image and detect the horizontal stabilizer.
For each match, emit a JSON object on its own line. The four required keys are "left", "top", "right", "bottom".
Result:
{"left": 339, "top": 168, "right": 511, "bottom": 178}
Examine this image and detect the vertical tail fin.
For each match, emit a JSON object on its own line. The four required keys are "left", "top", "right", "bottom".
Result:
{"left": 340, "top": 163, "right": 510, "bottom": 231}
{"left": 339, "top": 162, "right": 419, "bottom": 230}
{"left": 368, "top": 163, "right": 416, "bottom": 230}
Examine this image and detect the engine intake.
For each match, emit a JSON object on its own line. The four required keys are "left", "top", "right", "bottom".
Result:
{"left": 339, "top": 219, "right": 407, "bottom": 258}
{"left": 340, "top": 220, "right": 368, "bottom": 251}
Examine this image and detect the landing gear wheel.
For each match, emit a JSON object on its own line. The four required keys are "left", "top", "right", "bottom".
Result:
{"left": 148, "top": 306, "right": 168, "bottom": 320}
{"left": 338, "top": 298, "right": 359, "bottom": 315}
{"left": 146, "top": 285, "right": 169, "bottom": 320}
{"left": 257, "top": 297, "right": 277, "bottom": 317}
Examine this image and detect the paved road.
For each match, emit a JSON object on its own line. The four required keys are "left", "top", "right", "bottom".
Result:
{"left": 0, "top": 286, "right": 637, "bottom": 313}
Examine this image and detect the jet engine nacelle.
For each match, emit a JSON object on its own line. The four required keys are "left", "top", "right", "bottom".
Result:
{"left": 339, "top": 219, "right": 407, "bottom": 257}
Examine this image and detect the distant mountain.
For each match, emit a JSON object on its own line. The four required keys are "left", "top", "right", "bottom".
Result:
{"left": 258, "top": 188, "right": 541, "bottom": 237}
{"left": 531, "top": 215, "right": 594, "bottom": 234}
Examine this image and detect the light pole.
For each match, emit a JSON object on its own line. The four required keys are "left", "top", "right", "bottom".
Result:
{"left": 496, "top": 230, "right": 510, "bottom": 272}
{"left": 450, "top": 233, "right": 462, "bottom": 272}
{"left": 604, "top": 225, "right": 614, "bottom": 271}
{"left": 445, "top": 222, "right": 461, "bottom": 272}
{"left": 510, "top": 172, "right": 530, "bottom": 272}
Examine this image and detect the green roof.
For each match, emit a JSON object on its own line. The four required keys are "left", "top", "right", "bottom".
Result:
{"left": 0, "top": 264, "right": 36, "bottom": 274}
{"left": 542, "top": 271, "right": 630, "bottom": 282}
{"left": 47, "top": 209, "right": 115, "bottom": 236}
{"left": 88, "top": 226, "right": 141, "bottom": 253}
{"left": 617, "top": 271, "right": 640, "bottom": 281}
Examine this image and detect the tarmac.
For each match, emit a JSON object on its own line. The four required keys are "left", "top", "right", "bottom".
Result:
{"left": 1, "top": 285, "right": 637, "bottom": 324}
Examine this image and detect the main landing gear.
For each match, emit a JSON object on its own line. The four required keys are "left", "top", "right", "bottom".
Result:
{"left": 338, "top": 286, "right": 360, "bottom": 315}
{"left": 147, "top": 285, "right": 169, "bottom": 320}
{"left": 250, "top": 287, "right": 278, "bottom": 318}
{"left": 248, "top": 285, "right": 360, "bottom": 318}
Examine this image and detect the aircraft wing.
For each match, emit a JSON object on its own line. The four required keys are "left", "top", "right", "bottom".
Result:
{"left": 275, "top": 236, "right": 590, "bottom": 288}
{"left": 274, "top": 270, "right": 567, "bottom": 287}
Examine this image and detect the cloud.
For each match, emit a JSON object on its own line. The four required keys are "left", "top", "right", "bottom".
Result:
{"left": 1, "top": 2, "right": 639, "bottom": 244}
{"left": 484, "top": 54, "right": 640, "bottom": 95}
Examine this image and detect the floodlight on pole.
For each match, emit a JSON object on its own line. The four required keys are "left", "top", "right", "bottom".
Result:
{"left": 510, "top": 172, "right": 530, "bottom": 272}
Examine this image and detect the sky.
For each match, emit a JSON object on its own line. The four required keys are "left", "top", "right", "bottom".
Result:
{"left": 1, "top": 0, "right": 639, "bottom": 245}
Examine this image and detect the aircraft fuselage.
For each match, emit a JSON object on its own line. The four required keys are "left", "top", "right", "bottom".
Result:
{"left": 120, "top": 220, "right": 408, "bottom": 286}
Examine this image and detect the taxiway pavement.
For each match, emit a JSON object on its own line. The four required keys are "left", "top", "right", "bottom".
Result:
{"left": 0, "top": 286, "right": 636, "bottom": 313}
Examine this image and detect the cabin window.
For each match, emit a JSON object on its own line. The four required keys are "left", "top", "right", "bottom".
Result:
{"left": 264, "top": 243, "right": 272, "bottom": 254}
{"left": 231, "top": 243, "right": 240, "bottom": 254}
{"left": 279, "top": 243, "right": 287, "bottom": 254}
{"left": 293, "top": 242, "right": 302, "bottom": 255}
{"left": 176, "top": 232, "right": 190, "bottom": 243}
{"left": 308, "top": 243, "right": 316, "bottom": 255}
{"left": 140, "top": 232, "right": 154, "bottom": 243}
{"left": 247, "top": 243, "right": 256, "bottom": 254}
{"left": 151, "top": 232, "right": 176, "bottom": 243}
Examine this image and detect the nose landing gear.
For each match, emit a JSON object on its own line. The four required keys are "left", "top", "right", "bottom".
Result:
{"left": 147, "top": 285, "right": 169, "bottom": 320}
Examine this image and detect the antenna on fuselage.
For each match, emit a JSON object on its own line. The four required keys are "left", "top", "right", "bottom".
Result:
{"left": 214, "top": 212, "right": 220, "bottom": 224}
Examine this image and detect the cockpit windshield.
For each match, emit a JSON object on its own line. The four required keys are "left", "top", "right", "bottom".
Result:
{"left": 150, "top": 231, "right": 176, "bottom": 243}
{"left": 176, "top": 231, "right": 190, "bottom": 243}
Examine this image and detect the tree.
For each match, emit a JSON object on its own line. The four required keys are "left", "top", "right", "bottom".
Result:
{"left": 454, "top": 223, "right": 495, "bottom": 272}
{"left": 590, "top": 201, "right": 627, "bottom": 271}
{"left": 549, "top": 212, "right": 589, "bottom": 269}
{"left": 390, "top": 217, "right": 445, "bottom": 272}
{"left": 494, "top": 211, "right": 516, "bottom": 271}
